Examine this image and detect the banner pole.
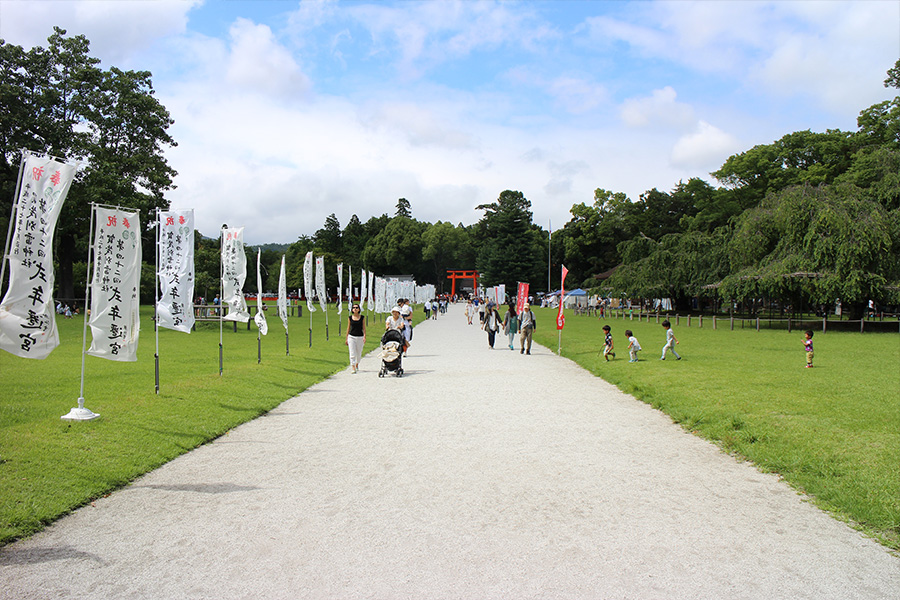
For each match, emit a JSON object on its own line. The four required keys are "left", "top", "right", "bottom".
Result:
{"left": 0, "top": 150, "right": 27, "bottom": 293}
{"left": 219, "top": 226, "right": 224, "bottom": 376}
{"left": 154, "top": 209, "right": 160, "bottom": 394}
{"left": 63, "top": 203, "right": 99, "bottom": 420}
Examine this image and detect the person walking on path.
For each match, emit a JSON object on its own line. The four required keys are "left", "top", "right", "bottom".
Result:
{"left": 660, "top": 320, "right": 681, "bottom": 361}
{"left": 483, "top": 303, "right": 501, "bottom": 349}
{"left": 465, "top": 300, "right": 475, "bottom": 325}
{"left": 502, "top": 303, "right": 518, "bottom": 350}
{"left": 344, "top": 303, "right": 366, "bottom": 374}
{"left": 626, "top": 329, "right": 641, "bottom": 362}
{"left": 519, "top": 303, "right": 536, "bottom": 354}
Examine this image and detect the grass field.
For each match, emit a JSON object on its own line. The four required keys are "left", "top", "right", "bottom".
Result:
{"left": 0, "top": 305, "right": 381, "bottom": 546}
{"left": 533, "top": 307, "right": 900, "bottom": 551}
{"left": 1, "top": 304, "right": 898, "bottom": 552}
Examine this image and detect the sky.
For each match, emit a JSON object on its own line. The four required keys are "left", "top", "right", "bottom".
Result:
{"left": 1, "top": 0, "right": 898, "bottom": 245}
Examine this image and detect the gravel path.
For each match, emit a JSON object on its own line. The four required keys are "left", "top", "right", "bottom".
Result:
{"left": 2, "top": 304, "right": 898, "bottom": 599}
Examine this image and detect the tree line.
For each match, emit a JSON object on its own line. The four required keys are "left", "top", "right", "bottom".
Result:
{"left": 2, "top": 30, "right": 897, "bottom": 319}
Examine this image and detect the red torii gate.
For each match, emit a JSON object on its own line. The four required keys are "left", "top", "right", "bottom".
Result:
{"left": 446, "top": 270, "right": 479, "bottom": 297}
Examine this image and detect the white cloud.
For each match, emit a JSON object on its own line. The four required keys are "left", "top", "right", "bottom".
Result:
{"left": 225, "top": 19, "right": 311, "bottom": 98}
{"left": 670, "top": 121, "right": 741, "bottom": 170}
{"left": 0, "top": 0, "right": 200, "bottom": 66}
{"left": 620, "top": 87, "right": 696, "bottom": 130}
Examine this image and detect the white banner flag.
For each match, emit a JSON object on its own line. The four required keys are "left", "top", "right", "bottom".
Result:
{"left": 277, "top": 255, "right": 288, "bottom": 331}
{"left": 360, "top": 269, "right": 367, "bottom": 308}
{"left": 337, "top": 263, "right": 343, "bottom": 315}
{"left": 368, "top": 270, "right": 375, "bottom": 312}
{"left": 156, "top": 209, "right": 194, "bottom": 333}
{"left": 0, "top": 153, "right": 75, "bottom": 358}
{"left": 315, "top": 256, "right": 327, "bottom": 312}
{"left": 347, "top": 265, "right": 353, "bottom": 314}
{"left": 375, "top": 277, "right": 386, "bottom": 314}
{"left": 254, "top": 249, "right": 267, "bottom": 335}
{"left": 303, "top": 251, "right": 316, "bottom": 313}
{"left": 222, "top": 227, "right": 249, "bottom": 322}
{"left": 87, "top": 207, "right": 141, "bottom": 361}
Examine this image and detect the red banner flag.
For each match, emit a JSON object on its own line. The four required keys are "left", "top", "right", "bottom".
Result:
{"left": 516, "top": 282, "right": 529, "bottom": 315}
{"left": 557, "top": 265, "right": 568, "bottom": 330}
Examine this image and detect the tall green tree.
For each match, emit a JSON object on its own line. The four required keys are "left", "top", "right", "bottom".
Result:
{"left": 475, "top": 190, "right": 544, "bottom": 290}
{"left": 0, "top": 28, "right": 176, "bottom": 300}
{"left": 422, "top": 221, "right": 469, "bottom": 292}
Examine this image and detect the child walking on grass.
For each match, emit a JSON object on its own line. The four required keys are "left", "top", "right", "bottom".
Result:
{"left": 803, "top": 330, "right": 814, "bottom": 368}
{"left": 625, "top": 329, "right": 641, "bottom": 362}
{"left": 601, "top": 325, "right": 615, "bottom": 361}
{"left": 660, "top": 320, "right": 681, "bottom": 361}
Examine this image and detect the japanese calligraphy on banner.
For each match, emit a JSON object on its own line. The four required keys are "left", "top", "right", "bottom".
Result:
{"left": 315, "top": 256, "right": 327, "bottom": 312}
{"left": 367, "top": 270, "right": 375, "bottom": 312}
{"left": 87, "top": 207, "right": 141, "bottom": 361}
{"left": 557, "top": 264, "right": 569, "bottom": 331}
{"left": 0, "top": 153, "right": 75, "bottom": 359}
{"left": 156, "top": 209, "right": 194, "bottom": 333}
{"left": 516, "top": 282, "right": 529, "bottom": 315}
{"left": 277, "top": 255, "right": 288, "bottom": 331}
{"left": 221, "top": 227, "right": 249, "bottom": 322}
{"left": 254, "top": 249, "right": 267, "bottom": 335}
{"left": 374, "top": 276, "right": 386, "bottom": 314}
{"left": 303, "top": 251, "right": 316, "bottom": 313}
{"left": 336, "top": 263, "right": 343, "bottom": 315}
{"left": 360, "top": 269, "right": 367, "bottom": 308}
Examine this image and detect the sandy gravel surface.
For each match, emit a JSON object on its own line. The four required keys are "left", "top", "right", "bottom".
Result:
{"left": 2, "top": 304, "right": 898, "bottom": 599}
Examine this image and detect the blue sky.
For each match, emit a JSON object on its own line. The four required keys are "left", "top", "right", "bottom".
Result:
{"left": 2, "top": 0, "right": 897, "bottom": 244}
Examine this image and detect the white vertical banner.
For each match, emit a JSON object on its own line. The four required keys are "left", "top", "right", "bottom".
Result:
{"left": 156, "top": 209, "right": 194, "bottom": 333}
{"left": 360, "top": 269, "right": 367, "bottom": 309}
{"left": 254, "top": 249, "right": 268, "bottom": 335}
{"left": 347, "top": 265, "right": 353, "bottom": 313}
{"left": 375, "top": 277, "right": 386, "bottom": 314}
{"left": 0, "top": 153, "right": 75, "bottom": 358}
{"left": 277, "top": 255, "right": 288, "bottom": 331}
{"left": 315, "top": 256, "right": 327, "bottom": 312}
{"left": 367, "top": 270, "right": 375, "bottom": 312}
{"left": 337, "top": 263, "right": 343, "bottom": 315}
{"left": 221, "top": 227, "right": 250, "bottom": 322}
{"left": 303, "top": 251, "right": 316, "bottom": 313}
{"left": 87, "top": 207, "right": 142, "bottom": 361}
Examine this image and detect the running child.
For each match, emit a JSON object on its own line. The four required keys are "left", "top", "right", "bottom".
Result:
{"left": 660, "top": 320, "right": 681, "bottom": 360}
{"left": 625, "top": 329, "right": 641, "bottom": 362}
{"left": 601, "top": 325, "right": 616, "bottom": 361}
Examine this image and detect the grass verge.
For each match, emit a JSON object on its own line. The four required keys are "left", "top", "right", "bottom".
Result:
{"left": 0, "top": 306, "right": 381, "bottom": 546}
{"left": 534, "top": 308, "right": 900, "bottom": 551}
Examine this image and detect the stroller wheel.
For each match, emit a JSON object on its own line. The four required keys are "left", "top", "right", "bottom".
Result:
{"left": 378, "top": 367, "right": 385, "bottom": 377}
{"left": 396, "top": 368, "right": 403, "bottom": 377}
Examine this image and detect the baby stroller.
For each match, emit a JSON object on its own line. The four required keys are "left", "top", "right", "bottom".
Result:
{"left": 378, "top": 328, "right": 405, "bottom": 377}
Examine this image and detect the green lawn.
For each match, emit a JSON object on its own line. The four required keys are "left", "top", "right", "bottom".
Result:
{"left": 0, "top": 305, "right": 381, "bottom": 545}
{"left": 534, "top": 307, "right": 900, "bottom": 550}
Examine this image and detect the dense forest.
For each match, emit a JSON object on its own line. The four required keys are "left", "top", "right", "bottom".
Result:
{"left": 2, "top": 30, "right": 898, "bottom": 319}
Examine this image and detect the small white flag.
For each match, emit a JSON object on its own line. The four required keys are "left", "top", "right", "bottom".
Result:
{"left": 221, "top": 227, "right": 250, "bottom": 322}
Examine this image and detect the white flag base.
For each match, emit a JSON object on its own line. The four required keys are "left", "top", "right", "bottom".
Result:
{"left": 61, "top": 398, "right": 100, "bottom": 421}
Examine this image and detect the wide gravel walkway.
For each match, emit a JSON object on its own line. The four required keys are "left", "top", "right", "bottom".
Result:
{"left": 2, "top": 304, "right": 898, "bottom": 599}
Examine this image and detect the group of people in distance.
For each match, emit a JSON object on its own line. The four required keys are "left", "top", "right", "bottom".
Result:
{"left": 468, "top": 298, "right": 538, "bottom": 355}
{"left": 601, "top": 320, "right": 681, "bottom": 363}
